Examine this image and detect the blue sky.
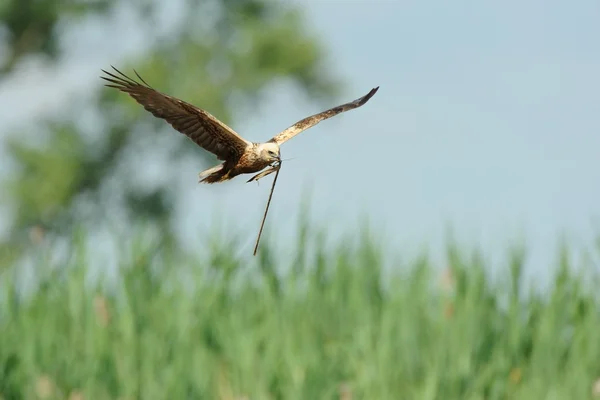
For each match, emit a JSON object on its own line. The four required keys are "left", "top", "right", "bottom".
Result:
{"left": 1, "top": 0, "right": 599, "bottom": 281}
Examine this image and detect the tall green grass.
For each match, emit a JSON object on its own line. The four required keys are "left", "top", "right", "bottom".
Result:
{"left": 0, "top": 225, "right": 599, "bottom": 400}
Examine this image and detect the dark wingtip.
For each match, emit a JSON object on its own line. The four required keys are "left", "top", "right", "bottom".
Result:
{"left": 109, "top": 65, "right": 131, "bottom": 82}
{"left": 99, "top": 68, "right": 113, "bottom": 79}
{"left": 100, "top": 65, "right": 152, "bottom": 90}
{"left": 357, "top": 86, "right": 379, "bottom": 105}
{"left": 133, "top": 68, "right": 152, "bottom": 88}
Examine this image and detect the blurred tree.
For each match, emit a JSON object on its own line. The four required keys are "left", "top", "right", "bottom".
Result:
{"left": 0, "top": 0, "right": 116, "bottom": 76}
{"left": 0, "top": 0, "right": 339, "bottom": 262}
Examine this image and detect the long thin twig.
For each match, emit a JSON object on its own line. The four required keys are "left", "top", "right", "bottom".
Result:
{"left": 253, "top": 162, "right": 282, "bottom": 256}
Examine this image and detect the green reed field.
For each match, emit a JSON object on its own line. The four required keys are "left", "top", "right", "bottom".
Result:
{"left": 1, "top": 224, "right": 599, "bottom": 400}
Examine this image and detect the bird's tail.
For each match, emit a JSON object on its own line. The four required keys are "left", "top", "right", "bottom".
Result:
{"left": 198, "top": 164, "right": 225, "bottom": 184}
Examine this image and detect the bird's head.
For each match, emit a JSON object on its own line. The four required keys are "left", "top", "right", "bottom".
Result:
{"left": 257, "top": 142, "right": 281, "bottom": 163}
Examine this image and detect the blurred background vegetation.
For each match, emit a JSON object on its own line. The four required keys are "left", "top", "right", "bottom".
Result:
{"left": 0, "top": 0, "right": 338, "bottom": 263}
{"left": 1, "top": 0, "right": 600, "bottom": 399}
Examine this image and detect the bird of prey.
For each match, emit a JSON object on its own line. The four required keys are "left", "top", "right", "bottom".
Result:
{"left": 100, "top": 66, "right": 379, "bottom": 183}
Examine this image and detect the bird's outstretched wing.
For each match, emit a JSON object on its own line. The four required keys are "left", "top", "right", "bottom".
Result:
{"left": 269, "top": 86, "right": 379, "bottom": 145}
{"left": 101, "top": 66, "right": 251, "bottom": 161}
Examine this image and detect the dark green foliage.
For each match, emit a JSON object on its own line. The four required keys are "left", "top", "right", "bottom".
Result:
{"left": 1, "top": 0, "right": 339, "bottom": 256}
{"left": 0, "top": 0, "right": 115, "bottom": 74}
{"left": 0, "top": 227, "right": 599, "bottom": 399}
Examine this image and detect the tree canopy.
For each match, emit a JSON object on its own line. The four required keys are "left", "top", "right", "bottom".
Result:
{"left": 0, "top": 0, "right": 339, "bottom": 263}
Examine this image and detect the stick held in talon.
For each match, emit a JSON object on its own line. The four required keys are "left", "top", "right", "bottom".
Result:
{"left": 253, "top": 161, "right": 282, "bottom": 256}
{"left": 247, "top": 165, "right": 279, "bottom": 183}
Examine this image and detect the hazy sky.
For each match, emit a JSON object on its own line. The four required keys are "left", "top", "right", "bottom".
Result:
{"left": 1, "top": 0, "right": 599, "bottom": 281}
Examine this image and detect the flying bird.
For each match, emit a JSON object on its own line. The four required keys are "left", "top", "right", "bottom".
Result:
{"left": 100, "top": 66, "right": 379, "bottom": 183}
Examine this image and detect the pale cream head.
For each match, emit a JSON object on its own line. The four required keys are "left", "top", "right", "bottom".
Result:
{"left": 257, "top": 142, "right": 281, "bottom": 162}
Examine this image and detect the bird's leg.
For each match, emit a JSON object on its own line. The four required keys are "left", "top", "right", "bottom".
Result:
{"left": 247, "top": 162, "right": 281, "bottom": 183}
{"left": 247, "top": 167, "right": 277, "bottom": 183}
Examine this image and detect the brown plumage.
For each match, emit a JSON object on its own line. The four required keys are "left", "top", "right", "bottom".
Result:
{"left": 100, "top": 66, "right": 378, "bottom": 183}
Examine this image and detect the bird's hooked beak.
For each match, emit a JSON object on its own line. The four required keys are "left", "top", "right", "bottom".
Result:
{"left": 271, "top": 151, "right": 281, "bottom": 164}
